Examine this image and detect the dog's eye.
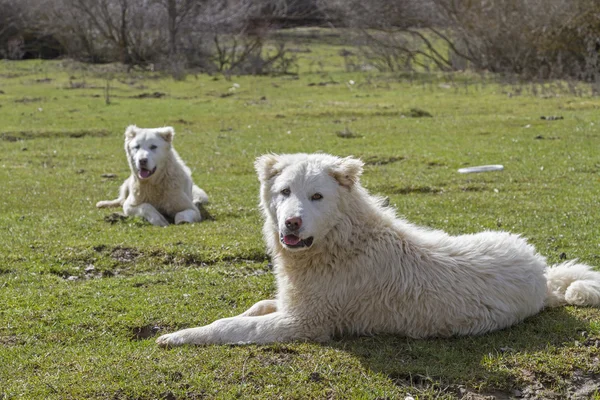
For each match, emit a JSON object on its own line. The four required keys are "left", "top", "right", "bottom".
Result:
{"left": 280, "top": 188, "right": 291, "bottom": 196}
{"left": 311, "top": 193, "right": 323, "bottom": 201}
{"left": 150, "top": 145, "right": 157, "bottom": 150}
{"left": 132, "top": 145, "right": 140, "bottom": 150}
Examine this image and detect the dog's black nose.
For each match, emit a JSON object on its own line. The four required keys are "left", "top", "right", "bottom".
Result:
{"left": 285, "top": 217, "right": 302, "bottom": 231}
{"left": 139, "top": 158, "right": 148, "bottom": 166}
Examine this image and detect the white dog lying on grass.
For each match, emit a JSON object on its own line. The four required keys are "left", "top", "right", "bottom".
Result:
{"left": 157, "top": 153, "right": 600, "bottom": 346}
{"left": 97, "top": 125, "right": 208, "bottom": 226}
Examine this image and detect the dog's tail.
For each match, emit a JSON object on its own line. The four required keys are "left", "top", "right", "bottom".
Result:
{"left": 545, "top": 260, "right": 600, "bottom": 307}
{"left": 192, "top": 185, "right": 209, "bottom": 205}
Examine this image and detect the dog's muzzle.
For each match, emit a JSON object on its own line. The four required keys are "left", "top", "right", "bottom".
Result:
{"left": 137, "top": 166, "right": 157, "bottom": 179}
{"left": 280, "top": 233, "right": 314, "bottom": 249}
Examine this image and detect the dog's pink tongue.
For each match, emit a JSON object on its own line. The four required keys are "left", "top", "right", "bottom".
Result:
{"left": 284, "top": 235, "right": 301, "bottom": 246}
{"left": 139, "top": 168, "right": 151, "bottom": 179}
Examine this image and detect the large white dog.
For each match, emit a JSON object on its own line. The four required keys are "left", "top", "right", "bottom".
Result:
{"left": 157, "top": 153, "right": 600, "bottom": 346}
{"left": 97, "top": 125, "right": 208, "bottom": 226}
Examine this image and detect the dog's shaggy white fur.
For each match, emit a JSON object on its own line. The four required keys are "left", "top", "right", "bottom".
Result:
{"left": 97, "top": 125, "right": 208, "bottom": 226}
{"left": 157, "top": 153, "right": 600, "bottom": 346}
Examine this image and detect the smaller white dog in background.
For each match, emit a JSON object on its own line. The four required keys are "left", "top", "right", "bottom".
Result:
{"left": 96, "top": 125, "right": 208, "bottom": 226}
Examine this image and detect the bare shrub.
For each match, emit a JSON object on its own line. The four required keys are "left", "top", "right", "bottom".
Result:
{"left": 26, "top": 0, "right": 296, "bottom": 76}
{"left": 434, "top": 0, "right": 600, "bottom": 80}
{"left": 0, "top": 0, "right": 64, "bottom": 60}
{"left": 0, "top": 0, "right": 30, "bottom": 59}
{"left": 35, "top": 0, "right": 166, "bottom": 65}
{"left": 321, "top": 0, "right": 600, "bottom": 82}
{"left": 317, "top": 0, "right": 462, "bottom": 72}
{"left": 174, "top": 0, "right": 298, "bottom": 76}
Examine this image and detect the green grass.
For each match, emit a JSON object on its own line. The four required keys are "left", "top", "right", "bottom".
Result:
{"left": 1, "top": 32, "right": 600, "bottom": 399}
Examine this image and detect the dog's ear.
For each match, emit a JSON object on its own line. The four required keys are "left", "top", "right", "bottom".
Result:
{"left": 330, "top": 156, "right": 364, "bottom": 188}
{"left": 124, "top": 125, "right": 138, "bottom": 141}
{"left": 158, "top": 127, "right": 175, "bottom": 143}
{"left": 255, "top": 154, "right": 280, "bottom": 182}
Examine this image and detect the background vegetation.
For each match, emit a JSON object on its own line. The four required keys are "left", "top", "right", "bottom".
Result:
{"left": 1, "top": 1, "right": 600, "bottom": 399}
{"left": 2, "top": 0, "right": 600, "bottom": 81}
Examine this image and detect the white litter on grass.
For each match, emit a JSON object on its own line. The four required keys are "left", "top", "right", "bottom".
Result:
{"left": 458, "top": 165, "right": 504, "bottom": 174}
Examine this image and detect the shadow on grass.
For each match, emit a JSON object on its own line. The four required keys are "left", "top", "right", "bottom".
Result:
{"left": 326, "top": 307, "right": 591, "bottom": 395}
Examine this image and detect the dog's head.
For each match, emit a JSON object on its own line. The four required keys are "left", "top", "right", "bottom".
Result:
{"left": 124, "top": 125, "right": 174, "bottom": 181}
{"left": 255, "top": 153, "right": 363, "bottom": 252}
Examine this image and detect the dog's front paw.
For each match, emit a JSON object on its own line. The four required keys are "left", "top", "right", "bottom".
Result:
{"left": 175, "top": 209, "right": 200, "bottom": 225}
{"left": 149, "top": 215, "right": 170, "bottom": 227}
{"left": 156, "top": 332, "right": 187, "bottom": 347}
{"left": 174, "top": 216, "right": 190, "bottom": 225}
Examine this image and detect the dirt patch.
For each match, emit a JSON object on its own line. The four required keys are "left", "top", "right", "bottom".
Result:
{"left": 53, "top": 245, "right": 268, "bottom": 278}
{"left": 390, "top": 374, "right": 516, "bottom": 400}
{"left": 385, "top": 185, "right": 443, "bottom": 195}
{"left": 0, "top": 73, "right": 23, "bottom": 79}
{"left": 14, "top": 97, "right": 43, "bottom": 103}
{"left": 0, "top": 129, "right": 109, "bottom": 141}
{"left": 158, "top": 249, "right": 268, "bottom": 268}
{"left": 257, "top": 345, "right": 299, "bottom": 366}
{"left": 534, "top": 135, "right": 560, "bottom": 140}
{"left": 0, "top": 335, "right": 25, "bottom": 346}
{"left": 65, "top": 81, "right": 103, "bottom": 90}
{"left": 308, "top": 372, "right": 324, "bottom": 383}
{"left": 261, "top": 345, "right": 299, "bottom": 355}
{"left": 540, "top": 115, "right": 563, "bottom": 121}
{"left": 568, "top": 372, "right": 600, "bottom": 399}
{"left": 405, "top": 107, "right": 433, "bottom": 118}
{"left": 132, "top": 92, "right": 166, "bottom": 99}
{"left": 130, "top": 325, "right": 162, "bottom": 340}
{"left": 363, "top": 156, "right": 405, "bottom": 166}
{"left": 427, "top": 161, "right": 446, "bottom": 167}
{"left": 308, "top": 81, "right": 339, "bottom": 86}
{"left": 336, "top": 127, "right": 363, "bottom": 139}
{"left": 111, "top": 247, "right": 140, "bottom": 263}
{"left": 0, "top": 134, "right": 23, "bottom": 142}
{"left": 104, "top": 212, "right": 127, "bottom": 224}
{"left": 461, "top": 185, "right": 487, "bottom": 192}
{"left": 48, "top": 265, "right": 77, "bottom": 279}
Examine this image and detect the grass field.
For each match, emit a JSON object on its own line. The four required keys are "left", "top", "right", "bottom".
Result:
{"left": 1, "top": 30, "right": 600, "bottom": 399}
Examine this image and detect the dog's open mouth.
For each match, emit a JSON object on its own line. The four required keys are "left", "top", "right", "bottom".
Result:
{"left": 138, "top": 167, "right": 157, "bottom": 179}
{"left": 280, "top": 233, "right": 314, "bottom": 248}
